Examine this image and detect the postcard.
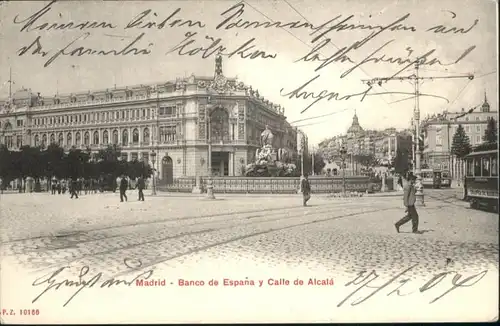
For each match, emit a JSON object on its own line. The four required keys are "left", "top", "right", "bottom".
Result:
{"left": 0, "top": 0, "right": 498, "bottom": 323}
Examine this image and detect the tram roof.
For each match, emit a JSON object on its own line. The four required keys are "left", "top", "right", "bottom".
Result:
{"left": 465, "top": 149, "right": 498, "bottom": 157}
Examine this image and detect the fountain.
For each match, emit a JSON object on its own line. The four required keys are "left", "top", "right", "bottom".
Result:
{"left": 244, "top": 125, "right": 298, "bottom": 177}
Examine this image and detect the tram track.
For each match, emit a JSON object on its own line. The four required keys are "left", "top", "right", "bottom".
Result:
{"left": 112, "top": 205, "right": 397, "bottom": 277}
{"left": 2, "top": 199, "right": 378, "bottom": 246}
{"left": 0, "top": 201, "right": 337, "bottom": 245}
{"left": 29, "top": 203, "right": 396, "bottom": 275}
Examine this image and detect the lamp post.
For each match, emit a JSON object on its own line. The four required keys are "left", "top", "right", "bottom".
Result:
{"left": 413, "top": 64, "right": 424, "bottom": 206}
{"left": 311, "top": 145, "right": 315, "bottom": 176}
{"left": 206, "top": 116, "right": 215, "bottom": 199}
{"left": 150, "top": 149, "right": 157, "bottom": 195}
{"left": 340, "top": 146, "right": 347, "bottom": 196}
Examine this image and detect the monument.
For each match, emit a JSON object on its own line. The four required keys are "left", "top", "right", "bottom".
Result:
{"left": 245, "top": 126, "right": 297, "bottom": 177}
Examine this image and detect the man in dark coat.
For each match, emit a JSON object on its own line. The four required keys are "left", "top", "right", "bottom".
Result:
{"left": 136, "top": 176, "right": 145, "bottom": 201}
{"left": 120, "top": 175, "right": 128, "bottom": 202}
{"left": 395, "top": 173, "right": 419, "bottom": 233}
{"left": 69, "top": 178, "right": 79, "bottom": 199}
{"left": 301, "top": 174, "right": 311, "bottom": 206}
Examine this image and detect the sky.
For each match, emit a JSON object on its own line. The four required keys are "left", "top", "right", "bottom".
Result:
{"left": 0, "top": 0, "right": 497, "bottom": 146}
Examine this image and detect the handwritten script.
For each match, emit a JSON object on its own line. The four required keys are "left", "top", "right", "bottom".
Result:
{"left": 6, "top": 0, "right": 481, "bottom": 112}
{"left": 32, "top": 258, "right": 154, "bottom": 307}
{"left": 338, "top": 264, "right": 488, "bottom": 307}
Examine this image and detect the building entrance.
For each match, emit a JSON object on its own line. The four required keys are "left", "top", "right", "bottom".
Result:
{"left": 211, "top": 152, "right": 229, "bottom": 176}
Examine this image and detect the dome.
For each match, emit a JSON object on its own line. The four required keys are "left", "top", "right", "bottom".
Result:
{"left": 347, "top": 111, "right": 364, "bottom": 136}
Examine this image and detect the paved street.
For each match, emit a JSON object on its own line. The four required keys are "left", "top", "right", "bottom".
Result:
{"left": 1, "top": 189, "right": 498, "bottom": 323}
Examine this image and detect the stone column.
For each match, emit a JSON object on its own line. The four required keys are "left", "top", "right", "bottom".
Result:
{"left": 228, "top": 152, "right": 234, "bottom": 176}
{"left": 128, "top": 127, "right": 132, "bottom": 146}
{"left": 150, "top": 124, "right": 154, "bottom": 145}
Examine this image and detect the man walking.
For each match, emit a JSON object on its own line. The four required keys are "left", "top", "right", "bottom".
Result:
{"left": 136, "top": 176, "right": 145, "bottom": 201}
{"left": 120, "top": 175, "right": 128, "bottom": 202}
{"left": 395, "top": 173, "right": 419, "bottom": 233}
{"left": 301, "top": 174, "right": 311, "bottom": 206}
{"left": 70, "top": 178, "right": 79, "bottom": 199}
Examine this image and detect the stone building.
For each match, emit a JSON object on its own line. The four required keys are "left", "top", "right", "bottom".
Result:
{"left": 422, "top": 92, "right": 497, "bottom": 174}
{"left": 0, "top": 55, "right": 298, "bottom": 183}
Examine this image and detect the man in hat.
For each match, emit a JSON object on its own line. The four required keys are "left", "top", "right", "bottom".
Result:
{"left": 119, "top": 175, "right": 128, "bottom": 202}
{"left": 395, "top": 173, "right": 419, "bottom": 233}
{"left": 300, "top": 174, "right": 311, "bottom": 206}
{"left": 136, "top": 176, "right": 145, "bottom": 201}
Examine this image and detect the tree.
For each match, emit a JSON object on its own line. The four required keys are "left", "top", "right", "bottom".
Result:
{"left": 0, "top": 144, "right": 13, "bottom": 184}
{"left": 482, "top": 117, "right": 498, "bottom": 144}
{"left": 96, "top": 144, "right": 122, "bottom": 177}
{"left": 45, "top": 143, "right": 65, "bottom": 179}
{"left": 392, "top": 148, "right": 410, "bottom": 175}
{"left": 475, "top": 118, "right": 499, "bottom": 151}
{"left": 66, "top": 147, "right": 90, "bottom": 179}
{"left": 451, "top": 124, "right": 472, "bottom": 158}
{"left": 304, "top": 152, "right": 326, "bottom": 175}
{"left": 18, "top": 145, "right": 43, "bottom": 180}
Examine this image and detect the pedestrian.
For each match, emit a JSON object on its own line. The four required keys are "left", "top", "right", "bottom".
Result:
{"left": 395, "top": 173, "right": 419, "bottom": 234}
{"left": 136, "top": 176, "right": 145, "bottom": 201}
{"left": 70, "top": 178, "right": 79, "bottom": 199}
{"left": 300, "top": 174, "right": 311, "bottom": 207}
{"left": 51, "top": 178, "right": 57, "bottom": 195}
{"left": 119, "top": 175, "right": 128, "bottom": 202}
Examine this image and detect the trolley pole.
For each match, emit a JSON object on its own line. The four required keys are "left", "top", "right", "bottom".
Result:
{"left": 362, "top": 63, "right": 474, "bottom": 206}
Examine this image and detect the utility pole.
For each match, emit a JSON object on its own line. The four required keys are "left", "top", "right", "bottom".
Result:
{"left": 362, "top": 62, "right": 474, "bottom": 206}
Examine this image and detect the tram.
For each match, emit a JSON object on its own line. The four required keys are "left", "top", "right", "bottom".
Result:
{"left": 441, "top": 170, "right": 452, "bottom": 188}
{"left": 421, "top": 168, "right": 442, "bottom": 188}
{"left": 463, "top": 149, "right": 498, "bottom": 212}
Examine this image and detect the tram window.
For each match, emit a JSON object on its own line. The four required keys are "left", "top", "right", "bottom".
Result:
{"left": 491, "top": 157, "right": 498, "bottom": 176}
{"left": 481, "top": 157, "right": 490, "bottom": 177}
{"left": 474, "top": 159, "right": 482, "bottom": 176}
{"left": 466, "top": 160, "right": 474, "bottom": 176}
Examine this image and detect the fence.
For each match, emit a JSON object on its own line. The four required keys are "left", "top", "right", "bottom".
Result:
{"left": 157, "top": 176, "right": 393, "bottom": 194}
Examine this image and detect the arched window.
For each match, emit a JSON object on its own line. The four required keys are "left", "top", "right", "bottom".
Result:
{"left": 132, "top": 128, "right": 139, "bottom": 144}
{"left": 75, "top": 132, "right": 81, "bottom": 145}
{"left": 67, "top": 132, "right": 72, "bottom": 145}
{"left": 58, "top": 132, "right": 64, "bottom": 146}
{"left": 50, "top": 133, "right": 55, "bottom": 144}
{"left": 42, "top": 134, "right": 47, "bottom": 146}
{"left": 84, "top": 131, "right": 90, "bottom": 145}
{"left": 103, "top": 130, "right": 109, "bottom": 144}
{"left": 210, "top": 107, "right": 230, "bottom": 142}
{"left": 34, "top": 134, "right": 40, "bottom": 147}
{"left": 112, "top": 130, "right": 118, "bottom": 144}
{"left": 122, "top": 129, "right": 128, "bottom": 146}
{"left": 143, "top": 128, "right": 150, "bottom": 144}
{"left": 93, "top": 131, "right": 99, "bottom": 145}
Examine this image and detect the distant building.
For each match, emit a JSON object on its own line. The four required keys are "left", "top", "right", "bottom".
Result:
{"left": 422, "top": 92, "right": 498, "bottom": 175}
{"left": 318, "top": 111, "right": 410, "bottom": 170}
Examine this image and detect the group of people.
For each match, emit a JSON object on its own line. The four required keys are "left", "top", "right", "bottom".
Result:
{"left": 117, "top": 175, "right": 146, "bottom": 202}
{"left": 61, "top": 175, "right": 147, "bottom": 202}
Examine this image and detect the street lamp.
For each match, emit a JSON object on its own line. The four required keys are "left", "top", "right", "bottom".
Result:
{"left": 206, "top": 116, "right": 215, "bottom": 199}
{"left": 150, "top": 149, "right": 157, "bottom": 195}
{"left": 340, "top": 146, "right": 347, "bottom": 196}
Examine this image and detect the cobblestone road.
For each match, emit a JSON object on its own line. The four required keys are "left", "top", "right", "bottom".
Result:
{"left": 1, "top": 189, "right": 498, "bottom": 323}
